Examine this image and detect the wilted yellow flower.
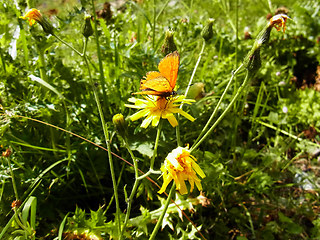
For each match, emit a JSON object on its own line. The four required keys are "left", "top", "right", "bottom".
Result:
{"left": 20, "top": 8, "right": 42, "bottom": 26}
{"left": 158, "top": 146, "right": 206, "bottom": 195}
{"left": 269, "top": 14, "right": 290, "bottom": 33}
{"left": 20, "top": 8, "right": 54, "bottom": 34}
{"left": 125, "top": 95, "right": 195, "bottom": 128}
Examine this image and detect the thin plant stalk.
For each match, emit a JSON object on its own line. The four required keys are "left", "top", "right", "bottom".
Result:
{"left": 82, "top": 37, "right": 121, "bottom": 235}
{"left": 5, "top": 156, "right": 19, "bottom": 201}
{"left": 5, "top": 156, "right": 32, "bottom": 236}
{"left": 183, "top": 40, "right": 206, "bottom": 100}
{"left": 149, "top": 183, "right": 175, "bottom": 240}
{"left": 150, "top": 120, "right": 162, "bottom": 170}
{"left": 191, "top": 70, "right": 250, "bottom": 152}
{"left": 137, "top": 121, "right": 162, "bottom": 180}
{"left": 192, "top": 63, "right": 243, "bottom": 149}
{"left": 36, "top": 45, "right": 47, "bottom": 81}
{"left": 13, "top": 211, "right": 32, "bottom": 234}
{"left": 52, "top": 33, "right": 121, "bottom": 234}
{"left": 0, "top": 47, "right": 6, "bottom": 73}
{"left": 120, "top": 139, "right": 140, "bottom": 240}
{"left": 176, "top": 40, "right": 206, "bottom": 146}
{"left": 91, "top": 0, "right": 107, "bottom": 105}
{"left": 52, "top": 33, "right": 83, "bottom": 56}
{"left": 153, "top": 0, "right": 156, "bottom": 49}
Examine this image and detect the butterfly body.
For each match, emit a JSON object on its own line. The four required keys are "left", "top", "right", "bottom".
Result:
{"left": 134, "top": 51, "right": 180, "bottom": 97}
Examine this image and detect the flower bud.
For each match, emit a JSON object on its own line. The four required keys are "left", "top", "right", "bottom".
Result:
{"left": 201, "top": 18, "right": 214, "bottom": 42}
{"left": 161, "top": 30, "right": 177, "bottom": 55}
{"left": 112, "top": 114, "right": 127, "bottom": 138}
{"left": 187, "top": 82, "right": 205, "bottom": 100}
{"left": 244, "top": 48, "right": 261, "bottom": 76}
{"left": 82, "top": 14, "right": 94, "bottom": 38}
{"left": 20, "top": 9, "right": 54, "bottom": 35}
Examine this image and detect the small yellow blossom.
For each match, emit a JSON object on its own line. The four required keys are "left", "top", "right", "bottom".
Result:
{"left": 125, "top": 95, "right": 195, "bottom": 128}
{"left": 158, "top": 146, "right": 206, "bottom": 195}
{"left": 269, "top": 14, "right": 290, "bottom": 33}
{"left": 20, "top": 8, "right": 42, "bottom": 26}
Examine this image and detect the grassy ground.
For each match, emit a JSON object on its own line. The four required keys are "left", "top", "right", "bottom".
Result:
{"left": 0, "top": 0, "right": 320, "bottom": 239}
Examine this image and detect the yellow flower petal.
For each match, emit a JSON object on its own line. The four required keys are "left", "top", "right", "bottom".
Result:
{"left": 158, "top": 175, "right": 173, "bottom": 194}
{"left": 126, "top": 95, "right": 195, "bottom": 128}
{"left": 159, "top": 146, "right": 205, "bottom": 195}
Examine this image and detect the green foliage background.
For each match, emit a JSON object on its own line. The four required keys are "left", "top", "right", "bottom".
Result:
{"left": 0, "top": 0, "right": 320, "bottom": 239}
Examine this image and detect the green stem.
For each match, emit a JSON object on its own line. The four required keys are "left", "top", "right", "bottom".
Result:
{"left": 150, "top": 120, "right": 162, "bottom": 170}
{"left": 37, "top": 45, "right": 47, "bottom": 81}
{"left": 153, "top": 0, "right": 156, "bottom": 49}
{"left": 192, "top": 64, "right": 243, "bottom": 149}
{"left": 149, "top": 183, "right": 175, "bottom": 240}
{"left": 191, "top": 70, "right": 250, "bottom": 152}
{"left": 120, "top": 139, "right": 140, "bottom": 240}
{"left": 137, "top": 121, "right": 162, "bottom": 180}
{"left": 105, "top": 162, "right": 125, "bottom": 213}
{"left": 184, "top": 40, "right": 206, "bottom": 99}
{"left": 82, "top": 37, "right": 121, "bottom": 235}
{"left": 91, "top": 0, "right": 107, "bottom": 105}
{"left": 0, "top": 46, "right": 6, "bottom": 74}
{"left": 14, "top": 211, "right": 31, "bottom": 234}
{"left": 52, "top": 33, "right": 83, "bottom": 57}
{"left": 53, "top": 33, "right": 121, "bottom": 233}
{"left": 5, "top": 156, "right": 19, "bottom": 201}
{"left": 176, "top": 40, "right": 206, "bottom": 146}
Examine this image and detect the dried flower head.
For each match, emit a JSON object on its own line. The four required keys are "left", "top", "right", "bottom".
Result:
{"left": 2, "top": 148, "right": 12, "bottom": 157}
{"left": 269, "top": 14, "right": 290, "bottom": 33}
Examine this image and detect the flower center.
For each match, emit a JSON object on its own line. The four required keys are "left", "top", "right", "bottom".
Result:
{"left": 155, "top": 97, "right": 169, "bottom": 110}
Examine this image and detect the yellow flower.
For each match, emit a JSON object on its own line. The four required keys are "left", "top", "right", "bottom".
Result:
{"left": 20, "top": 8, "right": 42, "bottom": 26}
{"left": 158, "top": 146, "right": 206, "bottom": 195}
{"left": 269, "top": 14, "right": 290, "bottom": 33}
{"left": 20, "top": 8, "right": 54, "bottom": 34}
{"left": 125, "top": 95, "right": 195, "bottom": 128}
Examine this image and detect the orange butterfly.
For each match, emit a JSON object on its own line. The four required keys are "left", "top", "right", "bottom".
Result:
{"left": 134, "top": 51, "right": 180, "bottom": 97}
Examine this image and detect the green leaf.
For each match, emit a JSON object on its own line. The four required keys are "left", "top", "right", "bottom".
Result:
{"left": 28, "top": 74, "right": 65, "bottom": 99}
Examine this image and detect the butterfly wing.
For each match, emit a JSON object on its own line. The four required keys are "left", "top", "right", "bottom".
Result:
{"left": 158, "top": 51, "right": 180, "bottom": 90}
{"left": 133, "top": 51, "right": 180, "bottom": 96}
{"left": 134, "top": 71, "right": 172, "bottom": 96}
{"left": 139, "top": 71, "right": 164, "bottom": 90}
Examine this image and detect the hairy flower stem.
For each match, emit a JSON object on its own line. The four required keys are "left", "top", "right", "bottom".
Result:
{"left": 193, "top": 64, "right": 243, "bottom": 147}
{"left": 191, "top": 70, "right": 250, "bottom": 152}
{"left": 149, "top": 183, "right": 175, "bottom": 240}
{"left": 82, "top": 37, "right": 121, "bottom": 235}
{"left": 176, "top": 40, "right": 206, "bottom": 146}
{"left": 52, "top": 34, "right": 83, "bottom": 56}
{"left": 5, "top": 156, "right": 31, "bottom": 235}
{"left": 120, "top": 139, "right": 140, "bottom": 240}
{"left": 6, "top": 156, "right": 19, "bottom": 200}
{"left": 36, "top": 45, "right": 47, "bottom": 81}
{"left": 151, "top": 120, "right": 162, "bottom": 170}
{"left": 137, "top": 121, "right": 162, "bottom": 180}
{"left": 51, "top": 35, "right": 120, "bottom": 230}
{"left": 91, "top": 0, "right": 107, "bottom": 106}
{"left": 14, "top": 211, "right": 32, "bottom": 234}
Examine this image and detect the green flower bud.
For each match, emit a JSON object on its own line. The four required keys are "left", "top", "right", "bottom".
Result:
{"left": 112, "top": 114, "right": 127, "bottom": 138}
{"left": 187, "top": 82, "right": 205, "bottom": 100}
{"left": 161, "top": 30, "right": 177, "bottom": 56}
{"left": 201, "top": 18, "right": 214, "bottom": 41}
{"left": 82, "top": 15, "right": 94, "bottom": 38}
{"left": 244, "top": 48, "right": 261, "bottom": 76}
